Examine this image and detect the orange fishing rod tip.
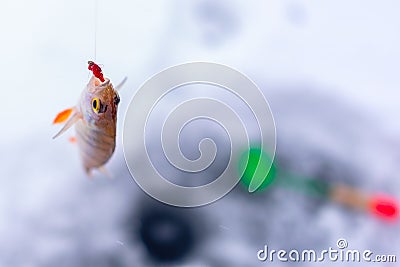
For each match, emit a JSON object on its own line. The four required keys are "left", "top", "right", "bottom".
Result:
{"left": 368, "top": 194, "right": 398, "bottom": 221}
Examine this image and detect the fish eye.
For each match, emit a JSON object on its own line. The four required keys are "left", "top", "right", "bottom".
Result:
{"left": 92, "top": 98, "right": 101, "bottom": 113}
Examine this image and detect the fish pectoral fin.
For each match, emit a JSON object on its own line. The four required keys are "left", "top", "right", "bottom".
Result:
{"left": 68, "top": 136, "right": 77, "bottom": 144}
{"left": 52, "top": 111, "right": 80, "bottom": 139}
{"left": 53, "top": 108, "right": 74, "bottom": 124}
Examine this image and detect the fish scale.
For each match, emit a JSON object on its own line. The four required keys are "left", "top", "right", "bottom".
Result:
{"left": 76, "top": 120, "right": 116, "bottom": 169}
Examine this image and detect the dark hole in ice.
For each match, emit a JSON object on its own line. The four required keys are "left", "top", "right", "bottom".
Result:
{"left": 138, "top": 209, "right": 195, "bottom": 262}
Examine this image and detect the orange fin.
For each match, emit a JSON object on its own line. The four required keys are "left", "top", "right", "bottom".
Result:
{"left": 52, "top": 110, "right": 80, "bottom": 139}
{"left": 53, "top": 108, "right": 74, "bottom": 124}
{"left": 69, "top": 136, "right": 77, "bottom": 143}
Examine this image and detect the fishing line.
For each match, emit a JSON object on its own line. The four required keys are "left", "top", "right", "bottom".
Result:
{"left": 93, "top": 0, "right": 98, "bottom": 60}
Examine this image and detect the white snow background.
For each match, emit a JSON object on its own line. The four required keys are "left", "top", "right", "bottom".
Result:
{"left": 0, "top": 0, "right": 399, "bottom": 266}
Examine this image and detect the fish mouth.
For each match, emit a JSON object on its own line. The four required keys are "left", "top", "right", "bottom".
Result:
{"left": 88, "top": 75, "right": 110, "bottom": 92}
{"left": 93, "top": 76, "right": 110, "bottom": 87}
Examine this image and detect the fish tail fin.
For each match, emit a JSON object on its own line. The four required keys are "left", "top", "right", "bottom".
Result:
{"left": 52, "top": 109, "right": 80, "bottom": 139}
{"left": 98, "top": 166, "right": 113, "bottom": 179}
{"left": 85, "top": 167, "right": 93, "bottom": 178}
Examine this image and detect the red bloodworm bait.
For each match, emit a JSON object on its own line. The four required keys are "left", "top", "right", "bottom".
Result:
{"left": 88, "top": 60, "right": 105, "bottom": 82}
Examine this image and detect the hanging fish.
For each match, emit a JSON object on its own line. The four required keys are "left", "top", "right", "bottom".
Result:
{"left": 53, "top": 61, "right": 126, "bottom": 175}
